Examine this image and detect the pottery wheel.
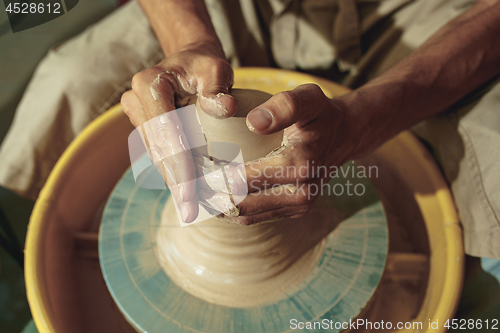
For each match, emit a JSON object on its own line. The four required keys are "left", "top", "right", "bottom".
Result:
{"left": 99, "top": 160, "right": 388, "bottom": 333}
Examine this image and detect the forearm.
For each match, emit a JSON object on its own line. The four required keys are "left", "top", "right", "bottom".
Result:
{"left": 137, "top": 0, "right": 222, "bottom": 57}
{"left": 337, "top": 0, "right": 500, "bottom": 155}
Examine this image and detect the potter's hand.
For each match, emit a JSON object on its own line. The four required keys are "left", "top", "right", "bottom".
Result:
{"left": 231, "top": 84, "right": 363, "bottom": 225}
{"left": 121, "top": 43, "right": 237, "bottom": 223}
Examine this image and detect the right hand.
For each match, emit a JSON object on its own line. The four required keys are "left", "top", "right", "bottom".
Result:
{"left": 121, "top": 42, "right": 237, "bottom": 223}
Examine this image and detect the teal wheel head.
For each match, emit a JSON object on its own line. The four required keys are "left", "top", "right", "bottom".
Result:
{"left": 99, "top": 165, "right": 388, "bottom": 333}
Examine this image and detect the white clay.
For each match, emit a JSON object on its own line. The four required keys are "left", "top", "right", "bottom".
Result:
{"left": 156, "top": 89, "right": 328, "bottom": 307}
{"left": 156, "top": 198, "right": 329, "bottom": 307}
{"left": 150, "top": 86, "right": 161, "bottom": 101}
{"left": 195, "top": 89, "right": 283, "bottom": 162}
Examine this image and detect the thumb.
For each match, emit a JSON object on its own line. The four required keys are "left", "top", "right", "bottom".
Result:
{"left": 246, "top": 84, "right": 330, "bottom": 134}
{"left": 197, "top": 65, "right": 238, "bottom": 118}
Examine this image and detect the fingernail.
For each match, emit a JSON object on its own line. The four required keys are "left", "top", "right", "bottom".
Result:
{"left": 247, "top": 108, "right": 273, "bottom": 131}
{"left": 181, "top": 204, "right": 190, "bottom": 223}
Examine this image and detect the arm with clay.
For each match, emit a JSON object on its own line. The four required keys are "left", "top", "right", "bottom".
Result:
{"left": 121, "top": 0, "right": 237, "bottom": 223}
{"left": 232, "top": 0, "right": 500, "bottom": 225}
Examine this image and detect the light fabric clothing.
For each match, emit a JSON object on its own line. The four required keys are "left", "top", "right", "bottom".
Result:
{"left": 0, "top": 0, "right": 499, "bottom": 259}
{"left": 0, "top": 0, "right": 117, "bottom": 144}
{"left": 0, "top": 2, "right": 163, "bottom": 198}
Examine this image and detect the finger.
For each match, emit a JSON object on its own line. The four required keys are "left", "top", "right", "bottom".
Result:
{"left": 197, "top": 60, "right": 237, "bottom": 118}
{"left": 168, "top": 179, "right": 199, "bottom": 224}
{"left": 246, "top": 84, "right": 331, "bottom": 134}
{"left": 234, "top": 202, "right": 315, "bottom": 226}
{"left": 131, "top": 68, "right": 199, "bottom": 218}
{"left": 237, "top": 179, "right": 324, "bottom": 217}
{"left": 122, "top": 92, "right": 194, "bottom": 197}
{"left": 224, "top": 153, "right": 298, "bottom": 195}
{"left": 132, "top": 68, "right": 197, "bottom": 194}
{"left": 180, "top": 200, "right": 199, "bottom": 224}
{"left": 121, "top": 90, "right": 147, "bottom": 127}
{"left": 227, "top": 149, "right": 320, "bottom": 194}
{"left": 131, "top": 67, "right": 177, "bottom": 118}
{"left": 199, "top": 190, "right": 239, "bottom": 217}
{"left": 145, "top": 113, "right": 198, "bottom": 203}
{"left": 198, "top": 92, "right": 238, "bottom": 119}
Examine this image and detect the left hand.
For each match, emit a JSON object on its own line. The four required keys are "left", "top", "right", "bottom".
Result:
{"left": 229, "top": 84, "right": 368, "bottom": 225}
{"left": 121, "top": 43, "right": 237, "bottom": 223}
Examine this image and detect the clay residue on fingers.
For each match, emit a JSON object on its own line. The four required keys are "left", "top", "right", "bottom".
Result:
{"left": 224, "top": 164, "right": 248, "bottom": 195}
{"left": 198, "top": 93, "right": 229, "bottom": 118}
{"left": 284, "top": 184, "right": 297, "bottom": 194}
{"left": 284, "top": 130, "right": 303, "bottom": 145}
{"left": 164, "top": 70, "right": 197, "bottom": 95}
{"left": 222, "top": 203, "right": 240, "bottom": 217}
{"left": 246, "top": 118, "right": 255, "bottom": 132}
{"left": 203, "top": 192, "right": 240, "bottom": 217}
{"left": 266, "top": 144, "right": 287, "bottom": 157}
{"left": 149, "top": 73, "right": 164, "bottom": 103}
{"left": 151, "top": 70, "right": 198, "bottom": 108}
{"left": 150, "top": 86, "right": 161, "bottom": 101}
{"left": 201, "top": 164, "right": 228, "bottom": 194}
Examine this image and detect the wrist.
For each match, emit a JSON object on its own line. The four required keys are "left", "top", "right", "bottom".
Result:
{"left": 330, "top": 92, "right": 385, "bottom": 160}
{"left": 138, "top": 0, "right": 223, "bottom": 58}
{"left": 176, "top": 41, "right": 226, "bottom": 60}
